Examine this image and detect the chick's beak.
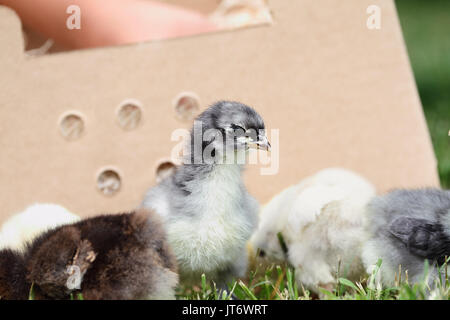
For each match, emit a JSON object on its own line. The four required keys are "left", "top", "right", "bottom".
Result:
{"left": 249, "top": 135, "right": 271, "bottom": 151}
{"left": 259, "top": 135, "right": 271, "bottom": 151}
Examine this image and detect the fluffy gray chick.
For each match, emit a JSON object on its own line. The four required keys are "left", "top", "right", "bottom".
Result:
{"left": 142, "top": 101, "right": 270, "bottom": 285}
{"left": 362, "top": 188, "right": 450, "bottom": 287}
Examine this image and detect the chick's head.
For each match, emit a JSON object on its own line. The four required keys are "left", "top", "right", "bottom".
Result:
{"left": 191, "top": 101, "right": 270, "bottom": 163}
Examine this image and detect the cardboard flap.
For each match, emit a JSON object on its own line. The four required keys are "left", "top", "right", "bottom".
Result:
{"left": 0, "top": 6, "right": 24, "bottom": 63}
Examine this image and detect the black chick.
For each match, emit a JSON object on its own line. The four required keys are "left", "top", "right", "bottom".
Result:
{"left": 0, "top": 249, "right": 28, "bottom": 299}
{"left": 0, "top": 209, "right": 178, "bottom": 300}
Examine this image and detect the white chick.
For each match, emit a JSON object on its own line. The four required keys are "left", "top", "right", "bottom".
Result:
{"left": 0, "top": 203, "right": 80, "bottom": 252}
{"left": 250, "top": 168, "right": 376, "bottom": 294}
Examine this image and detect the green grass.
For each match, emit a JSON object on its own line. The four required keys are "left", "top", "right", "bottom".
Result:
{"left": 396, "top": 0, "right": 450, "bottom": 188}
{"left": 177, "top": 263, "right": 306, "bottom": 300}
{"left": 25, "top": 259, "right": 450, "bottom": 300}
{"left": 178, "top": 258, "right": 450, "bottom": 300}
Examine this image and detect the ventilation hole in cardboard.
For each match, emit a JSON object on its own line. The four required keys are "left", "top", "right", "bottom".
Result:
{"left": 117, "top": 100, "right": 143, "bottom": 130}
{"left": 97, "top": 169, "right": 121, "bottom": 196}
{"left": 59, "top": 112, "right": 85, "bottom": 141}
{"left": 155, "top": 161, "right": 176, "bottom": 183}
{"left": 174, "top": 93, "right": 200, "bottom": 121}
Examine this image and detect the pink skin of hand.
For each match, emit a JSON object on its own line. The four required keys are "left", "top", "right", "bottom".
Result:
{"left": 0, "top": 0, "right": 217, "bottom": 49}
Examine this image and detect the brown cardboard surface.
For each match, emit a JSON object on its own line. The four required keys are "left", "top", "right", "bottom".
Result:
{"left": 0, "top": 0, "right": 439, "bottom": 223}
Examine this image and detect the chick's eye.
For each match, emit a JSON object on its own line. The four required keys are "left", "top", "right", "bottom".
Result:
{"left": 231, "top": 124, "right": 246, "bottom": 132}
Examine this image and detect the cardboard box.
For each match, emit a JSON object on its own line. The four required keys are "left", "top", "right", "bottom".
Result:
{"left": 0, "top": 0, "right": 439, "bottom": 223}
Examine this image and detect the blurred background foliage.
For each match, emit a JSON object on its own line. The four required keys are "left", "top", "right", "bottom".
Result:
{"left": 395, "top": 0, "right": 450, "bottom": 188}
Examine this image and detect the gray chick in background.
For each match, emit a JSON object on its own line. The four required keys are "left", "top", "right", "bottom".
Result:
{"left": 362, "top": 188, "right": 450, "bottom": 287}
{"left": 142, "top": 101, "right": 270, "bottom": 286}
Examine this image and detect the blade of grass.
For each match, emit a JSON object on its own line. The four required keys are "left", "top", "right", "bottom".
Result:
{"left": 28, "top": 283, "right": 35, "bottom": 300}
{"left": 238, "top": 280, "right": 258, "bottom": 300}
